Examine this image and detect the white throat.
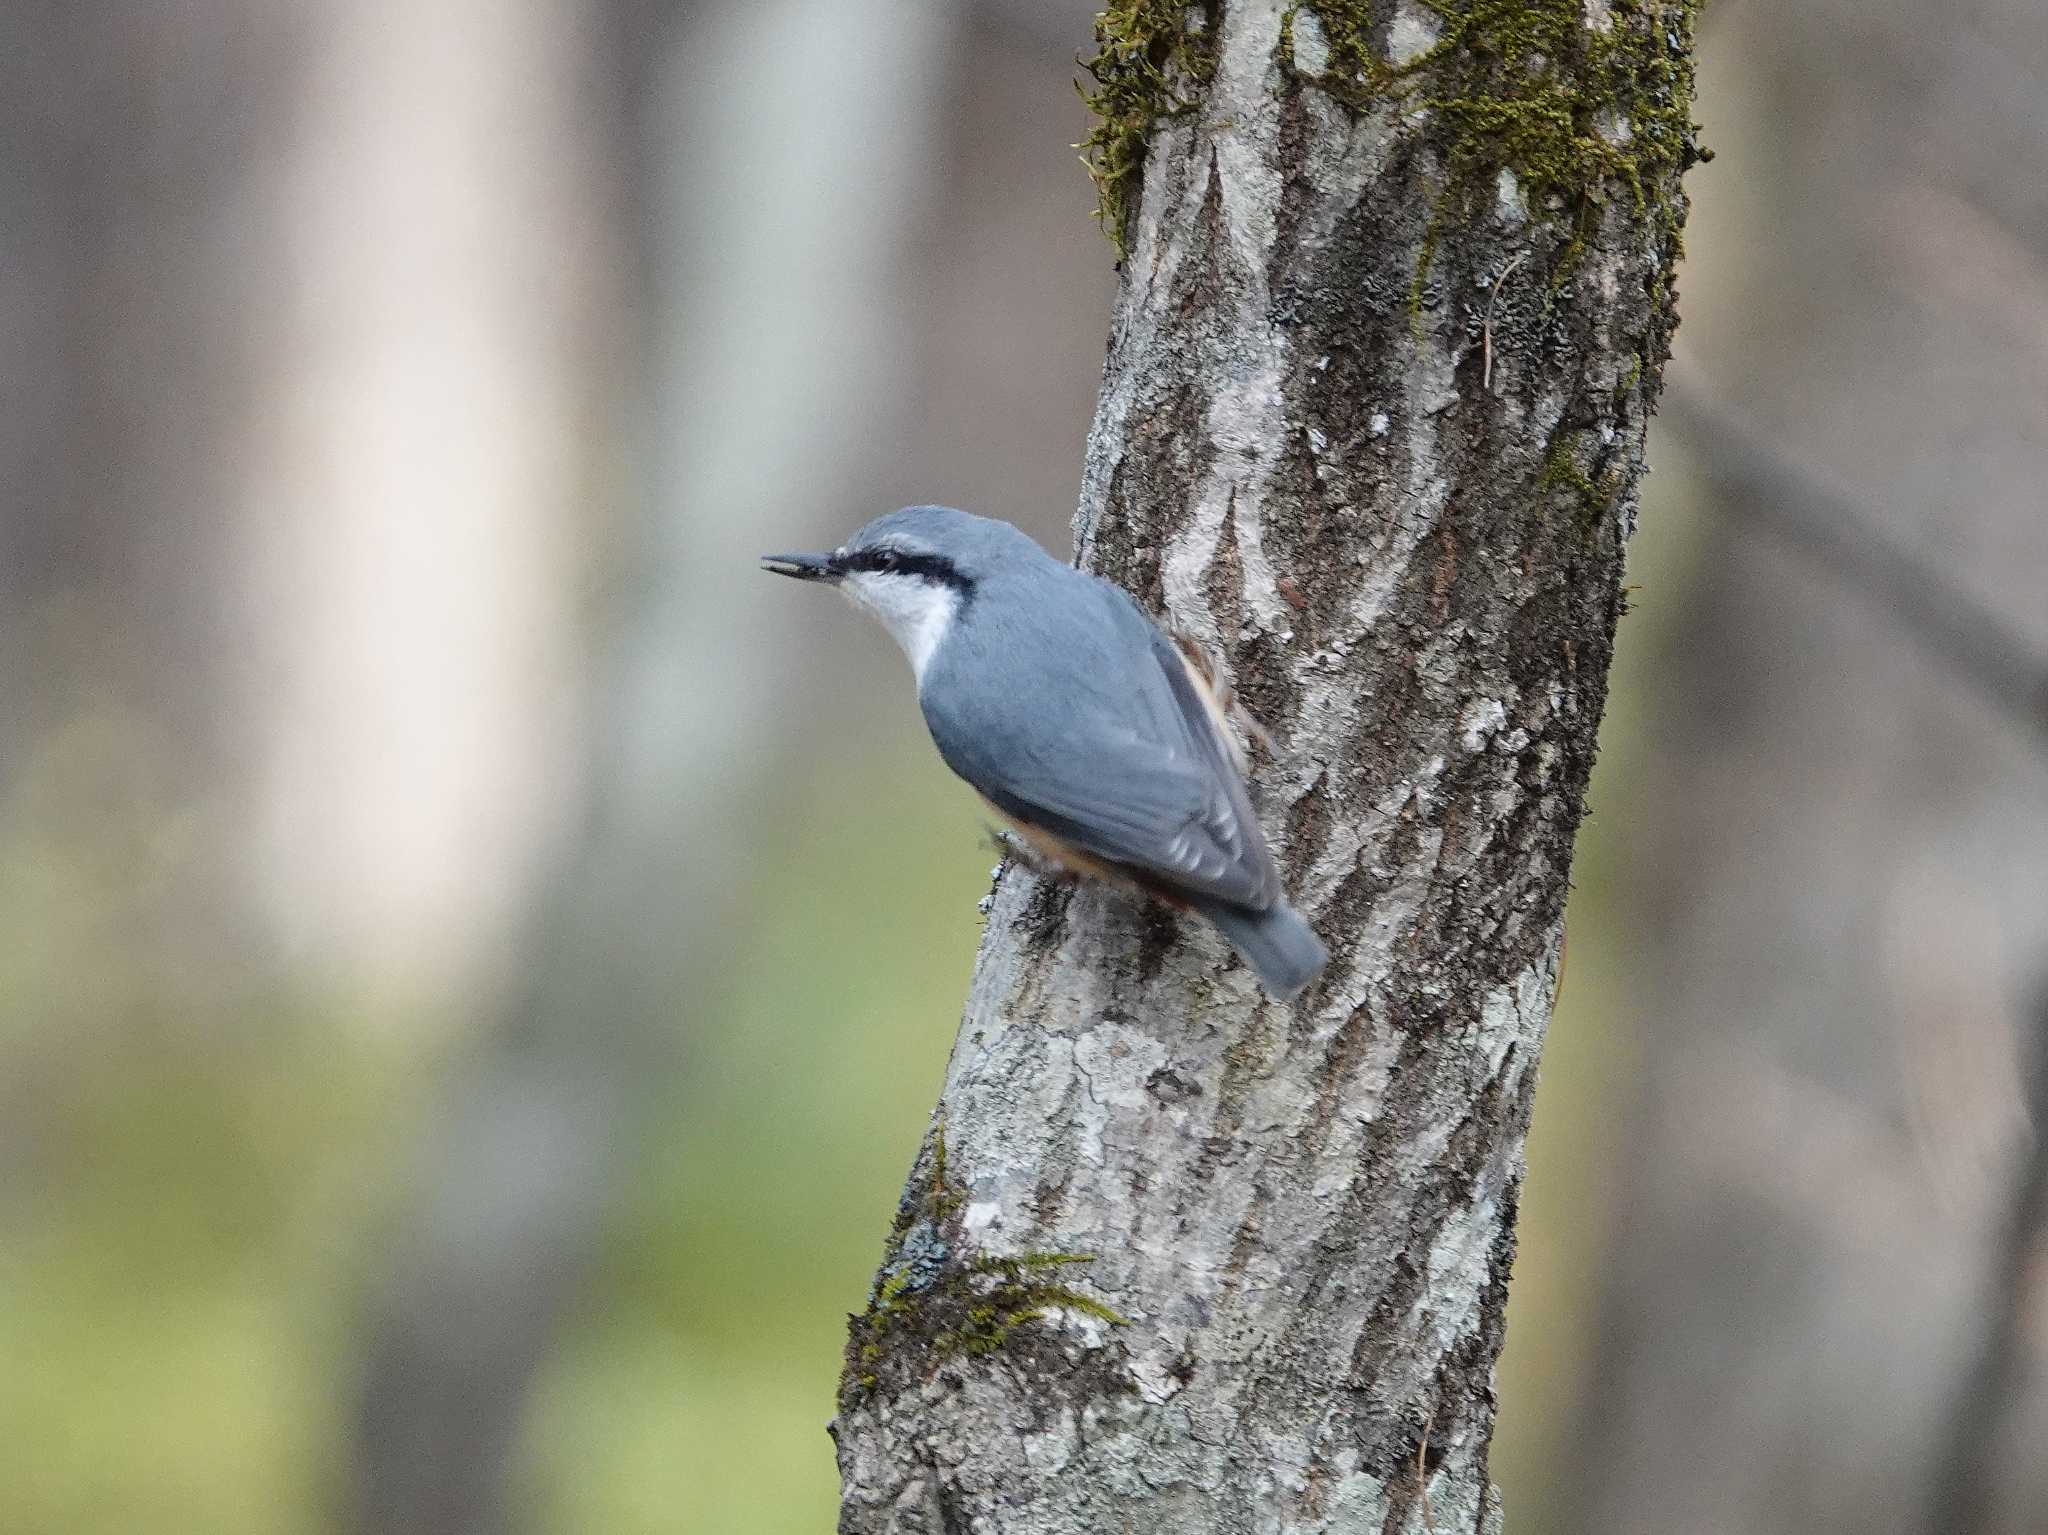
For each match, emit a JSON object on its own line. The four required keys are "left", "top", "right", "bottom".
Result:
{"left": 843, "top": 572, "right": 960, "bottom": 682}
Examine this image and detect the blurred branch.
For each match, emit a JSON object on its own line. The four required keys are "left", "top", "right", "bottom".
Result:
{"left": 1671, "top": 365, "right": 2048, "bottom": 1535}
{"left": 1919, "top": 980, "right": 2048, "bottom": 1535}
{"left": 1666, "top": 366, "right": 2048, "bottom": 741}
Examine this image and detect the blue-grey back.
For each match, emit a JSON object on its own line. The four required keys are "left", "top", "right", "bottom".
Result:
{"left": 918, "top": 534, "right": 1280, "bottom": 911}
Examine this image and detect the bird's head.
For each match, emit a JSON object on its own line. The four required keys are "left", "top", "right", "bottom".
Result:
{"left": 762, "top": 505, "right": 1036, "bottom": 678}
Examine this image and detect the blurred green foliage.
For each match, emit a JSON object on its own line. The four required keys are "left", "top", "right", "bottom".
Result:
{"left": 0, "top": 696, "right": 403, "bottom": 1533}
{"left": 0, "top": 720, "right": 988, "bottom": 1534}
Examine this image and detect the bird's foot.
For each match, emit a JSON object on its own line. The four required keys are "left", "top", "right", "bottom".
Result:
{"left": 984, "top": 825, "right": 1072, "bottom": 882}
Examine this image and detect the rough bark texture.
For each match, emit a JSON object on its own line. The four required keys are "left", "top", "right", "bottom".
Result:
{"left": 834, "top": 4, "right": 1700, "bottom": 1530}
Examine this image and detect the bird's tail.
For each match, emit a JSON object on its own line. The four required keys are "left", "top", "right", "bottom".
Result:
{"left": 1196, "top": 898, "right": 1329, "bottom": 1001}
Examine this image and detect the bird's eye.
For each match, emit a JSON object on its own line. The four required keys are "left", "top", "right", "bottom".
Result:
{"left": 875, "top": 549, "right": 901, "bottom": 572}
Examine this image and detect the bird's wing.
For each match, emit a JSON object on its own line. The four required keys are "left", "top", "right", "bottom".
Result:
{"left": 927, "top": 599, "right": 1280, "bottom": 910}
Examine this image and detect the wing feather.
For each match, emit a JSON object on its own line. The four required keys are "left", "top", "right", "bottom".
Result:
{"left": 925, "top": 587, "right": 1279, "bottom": 910}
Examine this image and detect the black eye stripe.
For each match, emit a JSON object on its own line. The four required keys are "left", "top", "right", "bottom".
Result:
{"left": 843, "top": 547, "right": 975, "bottom": 595}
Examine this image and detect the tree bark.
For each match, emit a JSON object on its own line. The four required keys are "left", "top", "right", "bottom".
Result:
{"left": 833, "top": 4, "right": 1701, "bottom": 1530}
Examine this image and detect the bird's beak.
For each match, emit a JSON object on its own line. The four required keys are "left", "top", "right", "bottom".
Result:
{"left": 760, "top": 551, "right": 840, "bottom": 583}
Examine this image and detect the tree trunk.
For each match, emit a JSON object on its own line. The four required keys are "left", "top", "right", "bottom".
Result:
{"left": 832, "top": 4, "right": 1701, "bottom": 1531}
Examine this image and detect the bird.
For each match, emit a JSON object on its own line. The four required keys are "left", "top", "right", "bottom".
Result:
{"left": 761, "top": 505, "right": 1328, "bottom": 1000}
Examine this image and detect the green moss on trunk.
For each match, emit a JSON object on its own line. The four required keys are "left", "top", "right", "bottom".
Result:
{"left": 1540, "top": 425, "right": 1627, "bottom": 533}
{"left": 1295, "top": 0, "right": 1706, "bottom": 299}
{"left": 838, "top": 1128, "right": 1129, "bottom": 1413}
{"left": 1077, "top": 2, "right": 1219, "bottom": 256}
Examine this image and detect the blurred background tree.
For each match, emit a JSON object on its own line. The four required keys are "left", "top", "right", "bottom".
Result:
{"left": 2, "top": 2, "right": 2044, "bottom": 1533}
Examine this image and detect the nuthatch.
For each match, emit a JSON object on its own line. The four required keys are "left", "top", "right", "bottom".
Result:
{"left": 762, "top": 506, "right": 1328, "bottom": 1000}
